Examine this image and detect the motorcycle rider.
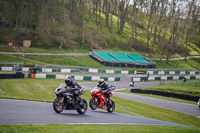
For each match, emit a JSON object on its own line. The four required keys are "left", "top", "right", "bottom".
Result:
{"left": 64, "top": 75, "right": 82, "bottom": 98}
{"left": 97, "top": 78, "right": 111, "bottom": 104}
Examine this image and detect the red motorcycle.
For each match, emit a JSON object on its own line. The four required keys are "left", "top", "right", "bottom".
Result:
{"left": 89, "top": 85, "right": 115, "bottom": 113}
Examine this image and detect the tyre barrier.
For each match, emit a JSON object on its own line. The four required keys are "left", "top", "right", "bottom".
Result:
{"left": 27, "top": 74, "right": 120, "bottom": 82}
{"left": 131, "top": 89, "right": 200, "bottom": 102}
{"left": 133, "top": 75, "right": 200, "bottom": 81}
{"left": 0, "top": 73, "right": 24, "bottom": 79}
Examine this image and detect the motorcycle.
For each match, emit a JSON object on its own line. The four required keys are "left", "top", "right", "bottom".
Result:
{"left": 89, "top": 85, "right": 115, "bottom": 113}
{"left": 53, "top": 83, "right": 87, "bottom": 114}
{"left": 198, "top": 99, "right": 200, "bottom": 109}
{"left": 130, "top": 81, "right": 134, "bottom": 87}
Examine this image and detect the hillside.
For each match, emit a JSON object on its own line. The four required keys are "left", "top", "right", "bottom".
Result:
{"left": 0, "top": 0, "right": 200, "bottom": 61}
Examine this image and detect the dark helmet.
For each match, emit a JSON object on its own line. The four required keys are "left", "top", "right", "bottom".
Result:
{"left": 65, "top": 75, "right": 73, "bottom": 86}
{"left": 98, "top": 78, "right": 105, "bottom": 87}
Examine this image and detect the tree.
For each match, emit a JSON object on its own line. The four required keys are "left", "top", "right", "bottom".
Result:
{"left": 184, "top": 0, "right": 199, "bottom": 60}
{"left": 10, "top": 0, "right": 25, "bottom": 38}
{"left": 110, "top": 0, "right": 117, "bottom": 33}
{"left": 118, "top": 0, "right": 130, "bottom": 35}
{"left": 146, "top": 0, "right": 156, "bottom": 54}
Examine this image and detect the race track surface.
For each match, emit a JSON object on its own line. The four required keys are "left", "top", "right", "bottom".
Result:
{"left": 0, "top": 99, "right": 187, "bottom": 126}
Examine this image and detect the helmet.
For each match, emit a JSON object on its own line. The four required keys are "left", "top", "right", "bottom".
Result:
{"left": 98, "top": 78, "right": 105, "bottom": 87}
{"left": 65, "top": 75, "right": 73, "bottom": 86}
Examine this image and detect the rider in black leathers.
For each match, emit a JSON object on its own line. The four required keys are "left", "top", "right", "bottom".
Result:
{"left": 64, "top": 75, "right": 82, "bottom": 97}
{"left": 97, "top": 78, "right": 111, "bottom": 104}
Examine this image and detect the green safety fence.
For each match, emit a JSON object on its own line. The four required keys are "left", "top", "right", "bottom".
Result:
{"left": 155, "top": 77, "right": 161, "bottom": 80}
{"left": 114, "top": 70, "right": 121, "bottom": 74}
{"left": 98, "top": 69, "right": 106, "bottom": 73}
{"left": 83, "top": 76, "right": 92, "bottom": 81}
{"left": 52, "top": 69, "right": 61, "bottom": 72}
{"left": 46, "top": 74, "right": 56, "bottom": 79}
{"left": 79, "top": 68, "right": 89, "bottom": 72}
{"left": 167, "top": 76, "right": 173, "bottom": 80}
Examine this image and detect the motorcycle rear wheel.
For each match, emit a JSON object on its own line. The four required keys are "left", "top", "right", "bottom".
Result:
{"left": 107, "top": 100, "right": 115, "bottom": 113}
{"left": 53, "top": 97, "right": 64, "bottom": 113}
{"left": 77, "top": 98, "right": 88, "bottom": 114}
{"left": 89, "top": 97, "right": 98, "bottom": 110}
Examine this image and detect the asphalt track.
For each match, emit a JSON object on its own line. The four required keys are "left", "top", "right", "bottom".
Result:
{"left": 0, "top": 99, "right": 187, "bottom": 126}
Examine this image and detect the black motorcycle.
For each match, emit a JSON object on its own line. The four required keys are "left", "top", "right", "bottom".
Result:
{"left": 53, "top": 83, "right": 87, "bottom": 114}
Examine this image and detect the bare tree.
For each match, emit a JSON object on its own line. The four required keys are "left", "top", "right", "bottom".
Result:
{"left": 131, "top": 0, "right": 143, "bottom": 46}
{"left": 146, "top": 0, "right": 156, "bottom": 54}
{"left": 161, "top": 0, "right": 183, "bottom": 63}
{"left": 11, "top": 0, "right": 24, "bottom": 37}
{"left": 110, "top": 0, "right": 117, "bottom": 33}
{"left": 184, "top": 0, "right": 198, "bottom": 60}
{"left": 104, "top": 0, "right": 110, "bottom": 27}
{"left": 118, "top": 0, "right": 130, "bottom": 35}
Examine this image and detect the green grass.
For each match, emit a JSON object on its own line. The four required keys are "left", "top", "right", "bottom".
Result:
{"left": 0, "top": 54, "right": 43, "bottom": 66}
{"left": 0, "top": 124, "right": 200, "bottom": 133}
{"left": 138, "top": 81, "right": 200, "bottom": 97}
{"left": 0, "top": 45, "right": 15, "bottom": 52}
{"left": 1, "top": 53, "right": 200, "bottom": 70}
{"left": 154, "top": 59, "right": 200, "bottom": 69}
{"left": 117, "top": 89, "right": 197, "bottom": 105}
{"left": 0, "top": 79, "right": 61, "bottom": 102}
{"left": 0, "top": 79, "right": 200, "bottom": 127}
{"left": 0, "top": 44, "right": 90, "bottom": 53}
{"left": 0, "top": 54, "right": 146, "bottom": 70}
{"left": 25, "top": 55, "right": 104, "bottom": 67}
{"left": 19, "top": 46, "right": 90, "bottom": 53}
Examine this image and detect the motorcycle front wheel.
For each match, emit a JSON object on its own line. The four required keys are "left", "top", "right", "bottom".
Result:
{"left": 77, "top": 98, "right": 88, "bottom": 114}
{"left": 53, "top": 97, "right": 64, "bottom": 113}
{"left": 89, "top": 97, "right": 98, "bottom": 110}
{"left": 107, "top": 100, "right": 115, "bottom": 113}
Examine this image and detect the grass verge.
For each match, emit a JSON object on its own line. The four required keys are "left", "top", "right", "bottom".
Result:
{"left": 0, "top": 79, "right": 200, "bottom": 127}
{"left": 117, "top": 89, "right": 197, "bottom": 105}
{"left": 138, "top": 81, "right": 200, "bottom": 97}
{"left": 153, "top": 59, "right": 200, "bottom": 70}
{"left": 0, "top": 124, "right": 200, "bottom": 133}
{"left": 1, "top": 53, "right": 200, "bottom": 70}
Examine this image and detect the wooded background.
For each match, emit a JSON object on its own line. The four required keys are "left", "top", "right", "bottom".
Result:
{"left": 0, "top": 0, "right": 200, "bottom": 62}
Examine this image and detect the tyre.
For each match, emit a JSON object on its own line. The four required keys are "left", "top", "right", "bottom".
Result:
{"left": 77, "top": 98, "right": 88, "bottom": 114}
{"left": 89, "top": 97, "right": 98, "bottom": 110}
{"left": 53, "top": 97, "right": 64, "bottom": 113}
{"left": 198, "top": 100, "right": 200, "bottom": 109}
{"left": 107, "top": 100, "right": 115, "bottom": 113}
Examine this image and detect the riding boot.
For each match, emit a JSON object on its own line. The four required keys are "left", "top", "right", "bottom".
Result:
{"left": 107, "top": 98, "right": 111, "bottom": 105}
